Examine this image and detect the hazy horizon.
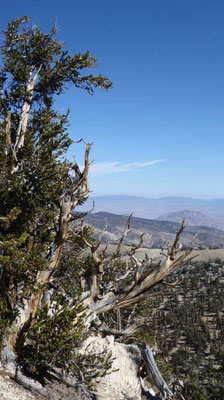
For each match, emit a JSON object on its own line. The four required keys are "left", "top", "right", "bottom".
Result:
{"left": 88, "top": 193, "right": 224, "bottom": 201}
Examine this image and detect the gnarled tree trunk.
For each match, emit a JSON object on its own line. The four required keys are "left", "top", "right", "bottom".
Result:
{"left": 1, "top": 143, "right": 91, "bottom": 371}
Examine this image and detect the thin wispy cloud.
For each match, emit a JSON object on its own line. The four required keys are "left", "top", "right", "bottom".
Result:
{"left": 88, "top": 160, "right": 165, "bottom": 176}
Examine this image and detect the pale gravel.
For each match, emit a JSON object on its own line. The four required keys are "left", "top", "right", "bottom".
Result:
{"left": 0, "top": 371, "right": 35, "bottom": 400}
{"left": 101, "top": 245, "right": 224, "bottom": 263}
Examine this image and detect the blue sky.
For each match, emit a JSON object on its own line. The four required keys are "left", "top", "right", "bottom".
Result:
{"left": 1, "top": 0, "right": 224, "bottom": 198}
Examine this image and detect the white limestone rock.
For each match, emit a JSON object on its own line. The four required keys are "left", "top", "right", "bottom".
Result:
{"left": 81, "top": 335, "right": 143, "bottom": 400}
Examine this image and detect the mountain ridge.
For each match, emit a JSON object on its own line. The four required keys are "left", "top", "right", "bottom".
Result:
{"left": 156, "top": 209, "right": 224, "bottom": 230}
{"left": 79, "top": 195, "right": 224, "bottom": 222}
{"left": 84, "top": 211, "right": 224, "bottom": 249}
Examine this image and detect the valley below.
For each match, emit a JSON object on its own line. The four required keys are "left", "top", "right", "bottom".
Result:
{"left": 81, "top": 207, "right": 224, "bottom": 399}
{"left": 84, "top": 211, "right": 224, "bottom": 249}
{"left": 100, "top": 244, "right": 224, "bottom": 264}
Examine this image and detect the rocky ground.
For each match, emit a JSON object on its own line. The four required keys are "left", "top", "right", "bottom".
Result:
{"left": 0, "top": 367, "right": 159, "bottom": 400}
{"left": 0, "top": 368, "right": 94, "bottom": 400}
{"left": 0, "top": 369, "right": 35, "bottom": 400}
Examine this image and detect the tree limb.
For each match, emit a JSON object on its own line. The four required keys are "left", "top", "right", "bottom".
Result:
{"left": 139, "top": 342, "right": 173, "bottom": 399}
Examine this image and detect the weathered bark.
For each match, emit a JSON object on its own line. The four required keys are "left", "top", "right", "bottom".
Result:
{"left": 90, "top": 253, "right": 195, "bottom": 316}
{"left": 80, "top": 215, "right": 144, "bottom": 304}
{"left": 14, "top": 367, "right": 47, "bottom": 394}
{"left": 4, "top": 64, "right": 41, "bottom": 164}
{"left": 1, "top": 143, "right": 92, "bottom": 370}
{"left": 1, "top": 244, "right": 63, "bottom": 369}
{"left": 140, "top": 343, "right": 173, "bottom": 399}
{"left": 86, "top": 219, "right": 197, "bottom": 318}
{"left": 14, "top": 65, "right": 42, "bottom": 155}
{"left": 5, "top": 111, "right": 11, "bottom": 155}
{"left": 95, "top": 321, "right": 140, "bottom": 337}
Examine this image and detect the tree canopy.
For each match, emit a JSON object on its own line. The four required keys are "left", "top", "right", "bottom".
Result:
{"left": 0, "top": 16, "right": 112, "bottom": 369}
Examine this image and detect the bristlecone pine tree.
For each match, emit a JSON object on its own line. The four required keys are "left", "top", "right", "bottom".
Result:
{"left": 0, "top": 16, "right": 111, "bottom": 373}
{"left": 0, "top": 16, "right": 198, "bottom": 398}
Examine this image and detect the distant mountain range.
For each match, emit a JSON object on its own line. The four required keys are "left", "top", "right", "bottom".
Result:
{"left": 157, "top": 210, "right": 224, "bottom": 230}
{"left": 84, "top": 212, "right": 224, "bottom": 249}
{"left": 79, "top": 195, "right": 224, "bottom": 224}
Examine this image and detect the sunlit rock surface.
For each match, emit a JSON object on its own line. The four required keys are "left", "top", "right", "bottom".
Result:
{"left": 81, "top": 335, "right": 143, "bottom": 400}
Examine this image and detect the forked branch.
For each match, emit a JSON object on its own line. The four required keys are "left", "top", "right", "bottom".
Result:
{"left": 80, "top": 214, "right": 134, "bottom": 300}
{"left": 89, "top": 218, "right": 197, "bottom": 315}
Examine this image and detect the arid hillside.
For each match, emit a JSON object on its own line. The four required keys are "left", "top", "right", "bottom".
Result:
{"left": 84, "top": 212, "right": 224, "bottom": 249}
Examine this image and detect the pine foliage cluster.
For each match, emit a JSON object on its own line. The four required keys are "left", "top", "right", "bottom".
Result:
{"left": 20, "top": 292, "right": 112, "bottom": 388}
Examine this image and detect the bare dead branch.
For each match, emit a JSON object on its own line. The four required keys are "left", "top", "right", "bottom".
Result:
{"left": 130, "top": 255, "right": 138, "bottom": 269}
{"left": 70, "top": 200, "right": 95, "bottom": 222}
{"left": 127, "top": 304, "right": 137, "bottom": 325}
{"left": 160, "top": 240, "right": 170, "bottom": 257}
{"left": 14, "top": 65, "right": 43, "bottom": 156}
{"left": 108, "top": 213, "right": 132, "bottom": 260}
{"left": 70, "top": 143, "right": 92, "bottom": 195}
{"left": 162, "top": 278, "right": 181, "bottom": 287}
{"left": 127, "top": 232, "right": 145, "bottom": 258}
{"left": 79, "top": 219, "right": 93, "bottom": 249}
{"left": 90, "top": 219, "right": 199, "bottom": 315}
{"left": 117, "top": 308, "right": 122, "bottom": 331}
{"left": 97, "top": 322, "right": 140, "bottom": 337}
{"left": 114, "top": 291, "right": 155, "bottom": 309}
{"left": 5, "top": 110, "right": 11, "bottom": 155}
{"left": 115, "top": 267, "right": 133, "bottom": 282}
{"left": 101, "top": 243, "right": 109, "bottom": 259}
{"left": 170, "top": 219, "right": 186, "bottom": 260}
{"left": 139, "top": 343, "right": 173, "bottom": 399}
